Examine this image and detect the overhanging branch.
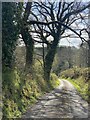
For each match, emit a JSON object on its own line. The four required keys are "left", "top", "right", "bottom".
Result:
{"left": 27, "top": 20, "right": 87, "bottom": 42}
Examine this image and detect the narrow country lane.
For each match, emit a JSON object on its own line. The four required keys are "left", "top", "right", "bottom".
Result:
{"left": 22, "top": 79, "right": 88, "bottom": 119}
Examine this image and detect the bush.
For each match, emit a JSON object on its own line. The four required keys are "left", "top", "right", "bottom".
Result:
{"left": 81, "top": 68, "right": 90, "bottom": 82}
{"left": 3, "top": 68, "right": 22, "bottom": 118}
{"left": 60, "top": 67, "right": 90, "bottom": 102}
{"left": 50, "top": 73, "right": 60, "bottom": 88}
{"left": 3, "top": 67, "right": 60, "bottom": 118}
{"left": 60, "top": 67, "right": 90, "bottom": 81}
{"left": 60, "top": 68, "right": 80, "bottom": 79}
{"left": 33, "top": 59, "right": 43, "bottom": 76}
{"left": 60, "top": 69, "right": 75, "bottom": 79}
{"left": 67, "top": 77, "right": 89, "bottom": 101}
{"left": 3, "top": 68, "right": 39, "bottom": 118}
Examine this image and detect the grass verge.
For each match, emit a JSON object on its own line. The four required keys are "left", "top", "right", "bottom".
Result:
{"left": 67, "top": 77, "right": 88, "bottom": 101}
{"left": 60, "top": 67, "right": 90, "bottom": 102}
{"left": 2, "top": 68, "right": 60, "bottom": 119}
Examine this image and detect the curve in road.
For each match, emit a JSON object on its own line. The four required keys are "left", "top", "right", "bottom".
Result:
{"left": 22, "top": 79, "right": 88, "bottom": 118}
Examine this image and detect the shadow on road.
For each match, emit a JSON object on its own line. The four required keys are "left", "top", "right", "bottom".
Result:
{"left": 22, "top": 79, "right": 88, "bottom": 119}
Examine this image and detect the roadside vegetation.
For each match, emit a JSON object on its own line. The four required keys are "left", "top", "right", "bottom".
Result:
{"left": 3, "top": 66, "right": 59, "bottom": 118}
{"left": 2, "top": 1, "right": 90, "bottom": 119}
{"left": 60, "top": 67, "right": 90, "bottom": 102}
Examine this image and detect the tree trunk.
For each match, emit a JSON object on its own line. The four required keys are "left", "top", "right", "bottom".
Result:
{"left": 20, "top": 2, "right": 33, "bottom": 73}
{"left": 44, "top": 40, "right": 58, "bottom": 81}
{"left": 21, "top": 28, "right": 34, "bottom": 73}
{"left": 25, "top": 43, "right": 34, "bottom": 71}
{"left": 87, "top": 33, "right": 90, "bottom": 67}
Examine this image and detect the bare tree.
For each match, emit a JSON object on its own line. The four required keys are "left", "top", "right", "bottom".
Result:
{"left": 78, "top": 2, "right": 90, "bottom": 67}
{"left": 27, "top": 1, "right": 90, "bottom": 81}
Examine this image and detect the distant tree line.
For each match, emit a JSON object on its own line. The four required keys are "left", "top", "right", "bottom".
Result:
{"left": 15, "top": 44, "right": 88, "bottom": 75}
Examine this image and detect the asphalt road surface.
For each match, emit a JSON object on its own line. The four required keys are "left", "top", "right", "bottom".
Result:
{"left": 22, "top": 79, "right": 88, "bottom": 119}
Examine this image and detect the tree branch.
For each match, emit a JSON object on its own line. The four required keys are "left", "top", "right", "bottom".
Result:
{"left": 27, "top": 20, "right": 87, "bottom": 42}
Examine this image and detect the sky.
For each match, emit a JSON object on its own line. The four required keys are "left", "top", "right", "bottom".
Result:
{"left": 18, "top": 36, "right": 83, "bottom": 48}
{"left": 59, "top": 38, "right": 82, "bottom": 48}
{"left": 1, "top": 0, "right": 90, "bottom": 3}
{"left": 33, "top": 25, "right": 88, "bottom": 48}
{"left": 18, "top": 0, "right": 89, "bottom": 48}
{"left": 34, "top": 38, "right": 82, "bottom": 48}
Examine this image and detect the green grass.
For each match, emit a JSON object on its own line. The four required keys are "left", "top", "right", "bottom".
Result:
{"left": 67, "top": 77, "right": 88, "bottom": 101}
{"left": 60, "top": 67, "right": 89, "bottom": 102}
{"left": 49, "top": 73, "right": 60, "bottom": 89}
{"left": 2, "top": 68, "right": 60, "bottom": 118}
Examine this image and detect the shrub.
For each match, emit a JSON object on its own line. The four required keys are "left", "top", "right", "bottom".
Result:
{"left": 60, "top": 69, "right": 75, "bottom": 79}
{"left": 50, "top": 73, "right": 58, "bottom": 81}
{"left": 3, "top": 66, "right": 60, "bottom": 118}
{"left": 81, "top": 68, "right": 90, "bottom": 82}
{"left": 60, "top": 67, "right": 90, "bottom": 81}
{"left": 60, "top": 67, "right": 90, "bottom": 102}
{"left": 50, "top": 73, "right": 60, "bottom": 88}
{"left": 33, "top": 59, "right": 43, "bottom": 76}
